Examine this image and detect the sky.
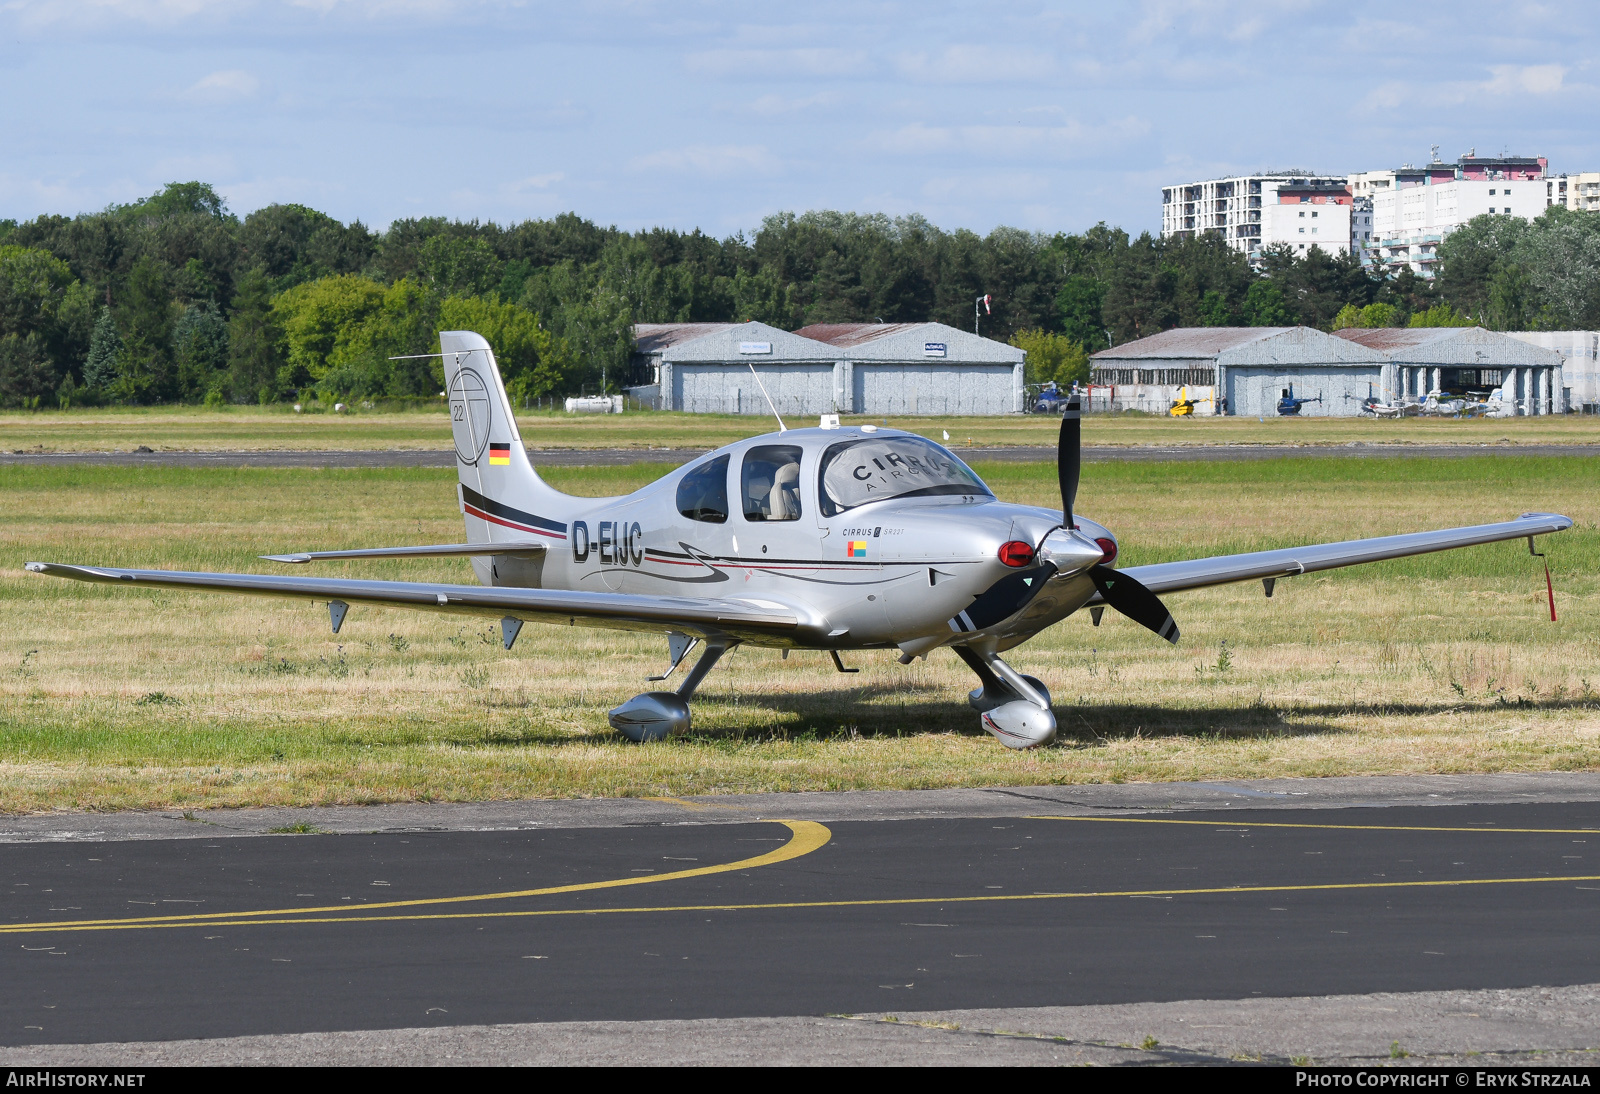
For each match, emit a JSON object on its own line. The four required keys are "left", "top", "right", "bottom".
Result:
{"left": 1, "top": 1, "right": 1596, "bottom": 238}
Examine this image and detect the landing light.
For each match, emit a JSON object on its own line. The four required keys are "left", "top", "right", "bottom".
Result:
{"left": 998, "top": 541, "right": 1034, "bottom": 567}
{"left": 1096, "top": 537, "right": 1118, "bottom": 564}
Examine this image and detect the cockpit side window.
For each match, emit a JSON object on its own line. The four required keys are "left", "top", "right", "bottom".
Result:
{"left": 741, "top": 445, "right": 803, "bottom": 522}
{"left": 676, "top": 454, "right": 730, "bottom": 524}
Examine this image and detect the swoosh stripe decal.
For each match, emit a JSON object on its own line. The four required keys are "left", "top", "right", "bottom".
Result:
{"left": 460, "top": 485, "right": 567, "bottom": 535}
{"left": 464, "top": 504, "right": 567, "bottom": 540}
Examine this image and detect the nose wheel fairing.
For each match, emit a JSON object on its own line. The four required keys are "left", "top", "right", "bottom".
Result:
{"left": 953, "top": 645, "right": 1058, "bottom": 749}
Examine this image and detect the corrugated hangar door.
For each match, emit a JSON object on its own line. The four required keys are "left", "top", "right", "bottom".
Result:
{"left": 674, "top": 364, "right": 837, "bottom": 414}
{"left": 852, "top": 363, "right": 1015, "bottom": 415}
{"left": 1225, "top": 367, "right": 1382, "bottom": 417}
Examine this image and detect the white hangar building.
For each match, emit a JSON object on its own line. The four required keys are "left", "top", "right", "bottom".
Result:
{"left": 1090, "top": 327, "right": 1386, "bottom": 417}
{"left": 1504, "top": 331, "right": 1596, "bottom": 412}
{"left": 629, "top": 321, "right": 1026, "bottom": 416}
{"left": 1091, "top": 326, "right": 1568, "bottom": 416}
{"left": 1334, "top": 327, "right": 1567, "bottom": 414}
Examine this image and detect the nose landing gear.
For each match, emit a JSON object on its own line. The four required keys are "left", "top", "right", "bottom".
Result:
{"left": 953, "top": 645, "right": 1057, "bottom": 749}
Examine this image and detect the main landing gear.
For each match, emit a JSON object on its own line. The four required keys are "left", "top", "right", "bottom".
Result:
{"left": 609, "top": 639, "right": 1057, "bottom": 749}
{"left": 608, "top": 636, "right": 733, "bottom": 741}
{"left": 953, "top": 645, "right": 1057, "bottom": 749}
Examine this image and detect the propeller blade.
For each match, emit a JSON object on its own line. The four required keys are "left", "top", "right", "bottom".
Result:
{"left": 1089, "top": 564, "right": 1180, "bottom": 644}
{"left": 1059, "top": 394, "right": 1081, "bottom": 529}
{"left": 948, "top": 563, "right": 1058, "bottom": 633}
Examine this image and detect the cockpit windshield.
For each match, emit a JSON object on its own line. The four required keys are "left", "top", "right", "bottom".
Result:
{"left": 817, "top": 436, "right": 991, "bottom": 517}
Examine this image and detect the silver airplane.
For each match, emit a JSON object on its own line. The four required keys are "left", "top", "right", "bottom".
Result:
{"left": 27, "top": 331, "right": 1573, "bottom": 748}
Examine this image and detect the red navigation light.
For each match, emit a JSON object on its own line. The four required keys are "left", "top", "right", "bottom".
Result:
{"left": 998, "top": 540, "right": 1034, "bottom": 567}
{"left": 1095, "top": 537, "right": 1118, "bottom": 564}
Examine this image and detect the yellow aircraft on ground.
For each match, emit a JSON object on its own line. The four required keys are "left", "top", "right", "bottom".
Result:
{"left": 1168, "top": 386, "right": 1212, "bottom": 417}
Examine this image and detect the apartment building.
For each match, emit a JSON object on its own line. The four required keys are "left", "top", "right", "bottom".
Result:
{"left": 1565, "top": 173, "right": 1600, "bottom": 212}
{"left": 1261, "top": 180, "right": 1353, "bottom": 257}
{"left": 1160, "top": 172, "right": 1346, "bottom": 256}
{"left": 1363, "top": 152, "right": 1553, "bottom": 277}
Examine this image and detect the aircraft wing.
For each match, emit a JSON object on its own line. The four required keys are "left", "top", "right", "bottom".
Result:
{"left": 1103, "top": 512, "right": 1573, "bottom": 598}
{"left": 23, "top": 562, "right": 799, "bottom": 640}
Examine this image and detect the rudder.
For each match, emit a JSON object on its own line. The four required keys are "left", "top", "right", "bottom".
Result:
{"left": 441, "top": 330, "right": 573, "bottom": 554}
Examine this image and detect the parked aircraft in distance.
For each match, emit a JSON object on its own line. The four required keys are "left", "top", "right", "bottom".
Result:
{"left": 28, "top": 331, "right": 1572, "bottom": 748}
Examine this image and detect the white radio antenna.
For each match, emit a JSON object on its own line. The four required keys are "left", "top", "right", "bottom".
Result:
{"left": 747, "top": 362, "right": 786, "bottom": 432}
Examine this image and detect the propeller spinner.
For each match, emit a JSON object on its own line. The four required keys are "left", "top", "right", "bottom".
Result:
{"left": 950, "top": 394, "right": 1180, "bottom": 644}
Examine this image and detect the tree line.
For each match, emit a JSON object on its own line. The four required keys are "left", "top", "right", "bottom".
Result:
{"left": 2, "top": 181, "right": 1596, "bottom": 407}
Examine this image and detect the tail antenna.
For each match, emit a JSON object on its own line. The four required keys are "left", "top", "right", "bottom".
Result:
{"left": 747, "top": 363, "right": 787, "bottom": 432}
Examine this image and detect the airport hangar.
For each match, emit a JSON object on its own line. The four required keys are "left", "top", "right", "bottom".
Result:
{"left": 628, "top": 321, "right": 1027, "bottom": 416}
{"left": 1089, "top": 325, "right": 1567, "bottom": 416}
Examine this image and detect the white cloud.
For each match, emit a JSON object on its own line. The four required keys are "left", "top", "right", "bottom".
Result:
{"left": 184, "top": 68, "right": 259, "bottom": 101}
{"left": 921, "top": 171, "right": 1049, "bottom": 202}
{"left": 630, "top": 144, "right": 780, "bottom": 177}
{"left": 1364, "top": 63, "right": 1569, "bottom": 110}
{"left": 874, "top": 117, "right": 1150, "bottom": 161}
{"left": 683, "top": 47, "right": 867, "bottom": 80}
{"left": 744, "top": 91, "right": 839, "bottom": 116}
{"left": 894, "top": 45, "right": 1054, "bottom": 85}
{"left": 1485, "top": 63, "right": 1565, "bottom": 95}
{"left": 506, "top": 172, "right": 563, "bottom": 191}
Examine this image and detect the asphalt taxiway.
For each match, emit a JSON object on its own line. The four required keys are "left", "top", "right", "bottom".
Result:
{"left": 2, "top": 775, "right": 1599, "bottom": 1064}
{"left": 4, "top": 442, "right": 1598, "bottom": 469}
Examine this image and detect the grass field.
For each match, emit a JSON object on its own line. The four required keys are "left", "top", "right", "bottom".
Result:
{"left": 5, "top": 404, "right": 1600, "bottom": 453}
{"left": 1, "top": 455, "right": 1597, "bottom": 812}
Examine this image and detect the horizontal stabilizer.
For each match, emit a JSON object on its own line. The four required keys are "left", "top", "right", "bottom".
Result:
{"left": 261, "top": 542, "right": 548, "bottom": 564}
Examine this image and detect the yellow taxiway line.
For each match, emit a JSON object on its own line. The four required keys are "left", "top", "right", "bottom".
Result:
{"left": 0, "top": 819, "right": 830, "bottom": 935}
{"left": 1029, "top": 816, "right": 1600, "bottom": 835}
{"left": 7, "top": 872, "right": 1600, "bottom": 935}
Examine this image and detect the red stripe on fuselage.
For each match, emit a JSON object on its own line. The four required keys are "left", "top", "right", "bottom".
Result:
{"left": 463, "top": 503, "right": 567, "bottom": 540}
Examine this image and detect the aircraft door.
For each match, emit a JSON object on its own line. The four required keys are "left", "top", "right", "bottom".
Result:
{"left": 739, "top": 444, "right": 818, "bottom": 579}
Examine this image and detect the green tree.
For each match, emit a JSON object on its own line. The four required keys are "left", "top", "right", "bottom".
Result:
{"left": 173, "top": 303, "right": 229, "bottom": 401}
{"left": 119, "top": 181, "right": 231, "bottom": 221}
{"left": 441, "top": 295, "right": 572, "bottom": 401}
{"left": 318, "top": 279, "right": 442, "bottom": 397}
{"left": 1407, "top": 304, "right": 1473, "bottom": 328}
{"left": 1433, "top": 214, "right": 1532, "bottom": 323}
{"left": 1102, "top": 233, "right": 1176, "bottom": 343}
{"left": 1242, "top": 280, "right": 1293, "bottom": 326}
{"left": 1055, "top": 275, "right": 1106, "bottom": 349}
{"left": 82, "top": 305, "right": 123, "bottom": 390}
{"left": 1010, "top": 329, "right": 1089, "bottom": 386}
{"left": 1198, "top": 289, "right": 1230, "bottom": 326}
{"left": 0, "top": 332, "right": 57, "bottom": 406}
{"left": 110, "top": 256, "right": 175, "bottom": 402}
{"left": 272, "top": 274, "right": 387, "bottom": 383}
{"left": 1485, "top": 264, "right": 1535, "bottom": 330}
{"left": 227, "top": 267, "right": 283, "bottom": 403}
{"left": 1515, "top": 207, "right": 1600, "bottom": 329}
{"left": 418, "top": 235, "right": 505, "bottom": 297}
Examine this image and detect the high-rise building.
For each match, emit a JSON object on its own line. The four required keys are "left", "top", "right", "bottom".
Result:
{"left": 1160, "top": 172, "right": 1347, "bottom": 257}
{"left": 1360, "top": 152, "right": 1553, "bottom": 277}
{"left": 1563, "top": 173, "right": 1600, "bottom": 212}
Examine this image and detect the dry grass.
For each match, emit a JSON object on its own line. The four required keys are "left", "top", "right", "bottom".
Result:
{"left": 1, "top": 456, "right": 1597, "bottom": 812}
{"left": 4, "top": 404, "right": 1600, "bottom": 453}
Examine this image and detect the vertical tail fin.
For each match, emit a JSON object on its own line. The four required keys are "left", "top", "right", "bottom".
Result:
{"left": 440, "top": 330, "right": 573, "bottom": 549}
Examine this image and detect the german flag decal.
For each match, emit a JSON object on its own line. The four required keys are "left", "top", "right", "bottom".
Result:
{"left": 488, "top": 443, "right": 511, "bottom": 466}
